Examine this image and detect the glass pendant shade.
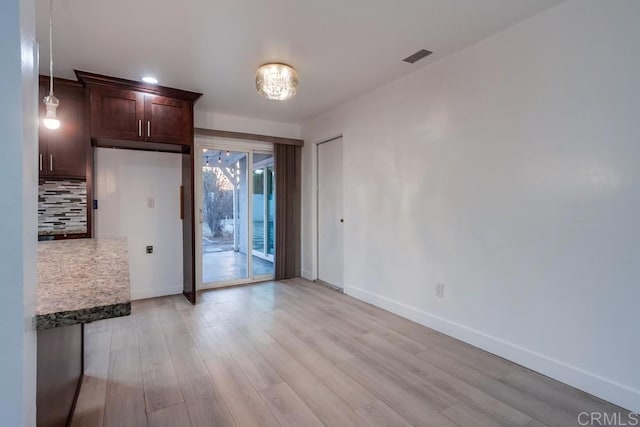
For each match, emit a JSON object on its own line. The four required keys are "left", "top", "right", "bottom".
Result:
{"left": 43, "top": 94, "right": 60, "bottom": 130}
{"left": 255, "top": 63, "right": 298, "bottom": 101}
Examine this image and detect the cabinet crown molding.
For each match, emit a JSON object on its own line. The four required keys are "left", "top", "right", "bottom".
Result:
{"left": 39, "top": 75, "right": 84, "bottom": 93}
{"left": 74, "top": 70, "right": 202, "bottom": 103}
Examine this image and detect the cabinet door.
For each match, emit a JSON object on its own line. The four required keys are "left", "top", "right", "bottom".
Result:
{"left": 39, "top": 86, "right": 88, "bottom": 178}
{"left": 144, "top": 95, "right": 190, "bottom": 145}
{"left": 91, "top": 88, "right": 144, "bottom": 141}
{"left": 38, "top": 84, "right": 50, "bottom": 177}
{"left": 38, "top": 126, "right": 48, "bottom": 176}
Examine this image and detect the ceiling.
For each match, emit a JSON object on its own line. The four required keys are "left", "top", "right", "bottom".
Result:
{"left": 36, "top": 0, "right": 563, "bottom": 124}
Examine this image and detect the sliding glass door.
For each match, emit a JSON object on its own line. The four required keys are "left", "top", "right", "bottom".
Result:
{"left": 252, "top": 152, "right": 275, "bottom": 277}
{"left": 198, "top": 143, "right": 274, "bottom": 289}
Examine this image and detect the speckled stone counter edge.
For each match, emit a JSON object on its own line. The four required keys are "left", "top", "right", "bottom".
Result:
{"left": 34, "top": 302, "right": 131, "bottom": 330}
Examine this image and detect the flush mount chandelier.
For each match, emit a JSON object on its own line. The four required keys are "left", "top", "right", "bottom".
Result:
{"left": 255, "top": 63, "right": 299, "bottom": 101}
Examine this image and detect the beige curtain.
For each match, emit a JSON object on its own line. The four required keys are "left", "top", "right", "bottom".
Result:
{"left": 274, "top": 143, "right": 302, "bottom": 280}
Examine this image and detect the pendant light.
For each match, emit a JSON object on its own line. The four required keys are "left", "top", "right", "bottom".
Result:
{"left": 43, "top": 0, "right": 61, "bottom": 130}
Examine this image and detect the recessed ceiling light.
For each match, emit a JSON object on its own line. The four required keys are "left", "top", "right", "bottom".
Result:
{"left": 142, "top": 76, "right": 158, "bottom": 84}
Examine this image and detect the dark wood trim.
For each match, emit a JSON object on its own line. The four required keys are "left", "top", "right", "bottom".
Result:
{"left": 39, "top": 75, "right": 84, "bottom": 92}
{"left": 75, "top": 70, "right": 202, "bottom": 103}
{"left": 84, "top": 86, "right": 94, "bottom": 238}
{"left": 36, "top": 323, "right": 83, "bottom": 427}
{"left": 181, "top": 148, "right": 196, "bottom": 305}
{"left": 66, "top": 374, "right": 83, "bottom": 427}
{"left": 182, "top": 102, "right": 197, "bottom": 305}
{"left": 189, "top": 148, "right": 196, "bottom": 304}
{"left": 183, "top": 290, "right": 196, "bottom": 304}
{"left": 93, "top": 138, "right": 189, "bottom": 154}
{"left": 66, "top": 323, "right": 85, "bottom": 427}
{"left": 194, "top": 127, "right": 304, "bottom": 147}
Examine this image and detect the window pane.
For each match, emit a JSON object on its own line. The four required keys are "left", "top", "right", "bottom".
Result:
{"left": 201, "top": 150, "right": 249, "bottom": 283}
{"left": 252, "top": 153, "right": 274, "bottom": 277}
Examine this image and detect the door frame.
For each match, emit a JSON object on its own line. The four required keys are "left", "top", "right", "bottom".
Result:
{"left": 251, "top": 155, "right": 275, "bottom": 263}
{"left": 195, "top": 137, "right": 275, "bottom": 290}
{"left": 315, "top": 135, "right": 345, "bottom": 288}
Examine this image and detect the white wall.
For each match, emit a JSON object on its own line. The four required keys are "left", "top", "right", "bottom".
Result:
{"left": 0, "top": 0, "right": 37, "bottom": 424}
{"left": 95, "top": 148, "right": 183, "bottom": 300}
{"left": 301, "top": 0, "right": 640, "bottom": 412}
{"left": 195, "top": 110, "right": 301, "bottom": 140}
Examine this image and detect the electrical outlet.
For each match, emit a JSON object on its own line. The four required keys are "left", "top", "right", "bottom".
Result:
{"left": 436, "top": 283, "right": 444, "bottom": 298}
{"left": 146, "top": 245, "right": 153, "bottom": 254}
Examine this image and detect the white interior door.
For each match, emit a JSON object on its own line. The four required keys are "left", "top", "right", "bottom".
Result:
{"left": 317, "top": 137, "right": 344, "bottom": 288}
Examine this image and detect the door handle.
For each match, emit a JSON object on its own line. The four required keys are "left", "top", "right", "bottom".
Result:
{"left": 49, "top": 155, "right": 53, "bottom": 172}
{"left": 199, "top": 208, "right": 204, "bottom": 224}
{"left": 39, "top": 154, "right": 43, "bottom": 172}
{"left": 138, "top": 119, "right": 142, "bottom": 137}
{"left": 147, "top": 121, "right": 151, "bottom": 138}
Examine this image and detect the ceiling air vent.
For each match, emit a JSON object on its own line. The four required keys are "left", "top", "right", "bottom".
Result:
{"left": 402, "top": 49, "right": 433, "bottom": 64}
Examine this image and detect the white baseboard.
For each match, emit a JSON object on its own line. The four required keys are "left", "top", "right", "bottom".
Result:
{"left": 344, "top": 285, "right": 640, "bottom": 413}
{"left": 301, "top": 269, "right": 314, "bottom": 281}
{"left": 131, "top": 285, "right": 182, "bottom": 301}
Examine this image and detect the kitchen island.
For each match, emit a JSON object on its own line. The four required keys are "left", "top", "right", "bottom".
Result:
{"left": 36, "top": 238, "right": 131, "bottom": 427}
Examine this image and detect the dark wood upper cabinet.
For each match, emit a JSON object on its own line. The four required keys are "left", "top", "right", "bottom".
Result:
{"left": 77, "top": 70, "right": 201, "bottom": 148}
{"left": 90, "top": 87, "right": 145, "bottom": 141}
{"left": 145, "top": 95, "right": 190, "bottom": 145}
{"left": 38, "top": 77, "right": 88, "bottom": 179}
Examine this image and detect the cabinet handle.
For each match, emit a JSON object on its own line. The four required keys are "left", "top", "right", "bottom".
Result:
{"left": 39, "top": 154, "right": 43, "bottom": 172}
{"left": 49, "top": 155, "right": 53, "bottom": 172}
{"left": 147, "top": 121, "right": 151, "bottom": 138}
{"left": 138, "top": 119, "right": 142, "bottom": 137}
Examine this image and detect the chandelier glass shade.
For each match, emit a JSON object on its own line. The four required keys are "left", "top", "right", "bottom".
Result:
{"left": 255, "top": 63, "right": 299, "bottom": 101}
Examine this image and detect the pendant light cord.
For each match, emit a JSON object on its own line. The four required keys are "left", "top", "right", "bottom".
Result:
{"left": 49, "top": 0, "right": 54, "bottom": 97}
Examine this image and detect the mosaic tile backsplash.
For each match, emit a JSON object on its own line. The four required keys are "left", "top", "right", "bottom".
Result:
{"left": 38, "top": 179, "right": 88, "bottom": 235}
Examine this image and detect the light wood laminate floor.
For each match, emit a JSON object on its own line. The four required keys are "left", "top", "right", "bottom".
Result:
{"left": 71, "top": 278, "right": 628, "bottom": 427}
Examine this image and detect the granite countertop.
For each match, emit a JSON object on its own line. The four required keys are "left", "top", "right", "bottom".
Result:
{"left": 36, "top": 238, "right": 131, "bottom": 329}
